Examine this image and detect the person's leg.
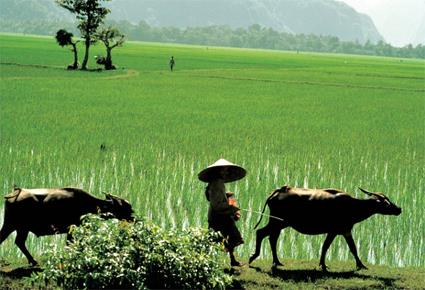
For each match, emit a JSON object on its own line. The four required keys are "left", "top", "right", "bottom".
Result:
{"left": 229, "top": 248, "right": 242, "bottom": 266}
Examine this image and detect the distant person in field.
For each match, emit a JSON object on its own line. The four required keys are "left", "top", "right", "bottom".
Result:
{"left": 198, "top": 158, "right": 246, "bottom": 267}
{"left": 169, "top": 56, "right": 175, "bottom": 71}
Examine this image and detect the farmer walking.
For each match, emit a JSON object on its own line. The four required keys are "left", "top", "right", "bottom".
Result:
{"left": 198, "top": 158, "right": 246, "bottom": 267}
{"left": 169, "top": 56, "right": 175, "bottom": 71}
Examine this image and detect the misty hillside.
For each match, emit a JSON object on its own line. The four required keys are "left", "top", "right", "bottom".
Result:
{"left": 0, "top": 0, "right": 382, "bottom": 43}
{"left": 0, "top": 0, "right": 71, "bottom": 22}
{"left": 108, "top": 0, "right": 382, "bottom": 43}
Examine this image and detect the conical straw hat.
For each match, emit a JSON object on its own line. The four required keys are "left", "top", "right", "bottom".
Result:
{"left": 198, "top": 159, "right": 246, "bottom": 183}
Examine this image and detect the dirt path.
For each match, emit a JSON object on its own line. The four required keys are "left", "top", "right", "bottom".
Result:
{"left": 0, "top": 62, "right": 139, "bottom": 81}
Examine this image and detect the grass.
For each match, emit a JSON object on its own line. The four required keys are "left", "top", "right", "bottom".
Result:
{"left": 0, "top": 33, "right": 424, "bottom": 287}
{"left": 1, "top": 259, "right": 425, "bottom": 289}
{"left": 234, "top": 260, "right": 425, "bottom": 289}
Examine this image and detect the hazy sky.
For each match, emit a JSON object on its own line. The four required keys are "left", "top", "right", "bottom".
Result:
{"left": 339, "top": 0, "right": 425, "bottom": 46}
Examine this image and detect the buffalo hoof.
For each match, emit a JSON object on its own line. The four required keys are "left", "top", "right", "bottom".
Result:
{"left": 272, "top": 260, "right": 283, "bottom": 268}
{"left": 320, "top": 264, "right": 329, "bottom": 272}
{"left": 29, "top": 260, "right": 38, "bottom": 267}
{"left": 356, "top": 263, "right": 368, "bottom": 271}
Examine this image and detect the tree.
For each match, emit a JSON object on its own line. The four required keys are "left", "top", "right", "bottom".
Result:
{"left": 95, "top": 26, "right": 125, "bottom": 70}
{"left": 56, "top": 0, "right": 110, "bottom": 70}
{"left": 55, "top": 29, "right": 79, "bottom": 69}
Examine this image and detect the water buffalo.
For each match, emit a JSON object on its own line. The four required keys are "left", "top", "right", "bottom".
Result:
{"left": 249, "top": 186, "right": 401, "bottom": 271}
{"left": 0, "top": 186, "right": 134, "bottom": 265}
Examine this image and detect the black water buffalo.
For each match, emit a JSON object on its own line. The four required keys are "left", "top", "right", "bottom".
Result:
{"left": 249, "top": 186, "right": 401, "bottom": 271}
{"left": 0, "top": 186, "right": 134, "bottom": 265}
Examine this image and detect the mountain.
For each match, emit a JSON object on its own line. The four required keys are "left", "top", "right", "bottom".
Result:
{"left": 0, "top": 0, "right": 382, "bottom": 43}
{"left": 0, "top": 0, "right": 72, "bottom": 22}
{"left": 107, "top": 0, "right": 382, "bottom": 43}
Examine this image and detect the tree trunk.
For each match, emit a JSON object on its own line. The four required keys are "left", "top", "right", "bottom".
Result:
{"left": 105, "top": 47, "right": 114, "bottom": 70}
{"left": 81, "top": 38, "right": 90, "bottom": 70}
{"left": 71, "top": 43, "right": 78, "bottom": 69}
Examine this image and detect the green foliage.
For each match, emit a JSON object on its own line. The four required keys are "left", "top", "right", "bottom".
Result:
{"left": 33, "top": 214, "right": 232, "bottom": 289}
{"left": 55, "top": 29, "right": 74, "bottom": 47}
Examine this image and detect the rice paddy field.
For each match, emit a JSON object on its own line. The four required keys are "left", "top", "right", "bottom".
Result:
{"left": 0, "top": 34, "right": 424, "bottom": 269}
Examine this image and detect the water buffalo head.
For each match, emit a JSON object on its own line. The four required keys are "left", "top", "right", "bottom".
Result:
{"left": 104, "top": 193, "right": 134, "bottom": 221}
{"left": 359, "top": 187, "right": 402, "bottom": 216}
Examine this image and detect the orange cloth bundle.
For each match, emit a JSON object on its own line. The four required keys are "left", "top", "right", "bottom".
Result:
{"left": 226, "top": 192, "right": 241, "bottom": 221}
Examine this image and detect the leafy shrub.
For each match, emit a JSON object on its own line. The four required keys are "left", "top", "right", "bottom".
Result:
{"left": 33, "top": 214, "right": 232, "bottom": 289}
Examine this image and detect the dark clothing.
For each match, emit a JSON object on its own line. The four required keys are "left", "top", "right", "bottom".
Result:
{"left": 208, "top": 211, "right": 244, "bottom": 250}
{"left": 206, "top": 180, "right": 243, "bottom": 251}
{"left": 169, "top": 57, "right": 175, "bottom": 71}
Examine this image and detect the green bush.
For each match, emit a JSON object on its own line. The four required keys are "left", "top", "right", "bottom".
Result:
{"left": 34, "top": 214, "right": 232, "bottom": 289}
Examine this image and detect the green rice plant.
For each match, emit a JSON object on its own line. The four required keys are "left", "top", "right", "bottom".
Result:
{"left": 0, "top": 34, "right": 424, "bottom": 268}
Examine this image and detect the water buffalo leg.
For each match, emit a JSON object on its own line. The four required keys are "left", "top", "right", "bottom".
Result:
{"left": 269, "top": 227, "right": 283, "bottom": 266}
{"left": 249, "top": 222, "right": 272, "bottom": 264}
{"left": 15, "top": 230, "right": 37, "bottom": 266}
{"left": 0, "top": 224, "right": 14, "bottom": 245}
{"left": 319, "top": 233, "right": 336, "bottom": 271}
{"left": 249, "top": 219, "right": 287, "bottom": 264}
{"left": 343, "top": 232, "right": 367, "bottom": 270}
